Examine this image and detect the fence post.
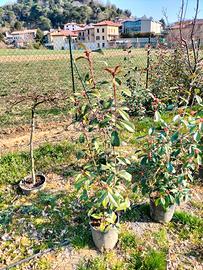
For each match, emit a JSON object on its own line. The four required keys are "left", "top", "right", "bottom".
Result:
{"left": 68, "top": 35, "right": 78, "bottom": 120}
{"left": 146, "top": 35, "right": 151, "bottom": 89}
{"left": 68, "top": 35, "right": 76, "bottom": 94}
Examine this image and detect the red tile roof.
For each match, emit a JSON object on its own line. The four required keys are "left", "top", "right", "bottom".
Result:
{"left": 51, "top": 30, "right": 78, "bottom": 37}
{"left": 171, "top": 19, "right": 203, "bottom": 29}
{"left": 93, "top": 20, "right": 121, "bottom": 27}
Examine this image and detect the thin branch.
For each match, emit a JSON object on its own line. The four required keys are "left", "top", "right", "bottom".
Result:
{"left": 190, "top": 0, "right": 200, "bottom": 70}
{"left": 179, "top": 0, "right": 193, "bottom": 73}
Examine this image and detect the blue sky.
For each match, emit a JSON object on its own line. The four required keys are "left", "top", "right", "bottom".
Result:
{"left": 111, "top": 0, "right": 203, "bottom": 23}
{"left": 0, "top": 0, "right": 202, "bottom": 23}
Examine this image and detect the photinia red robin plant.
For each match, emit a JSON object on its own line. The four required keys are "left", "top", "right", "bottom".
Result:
{"left": 73, "top": 50, "right": 135, "bottom": 232}
{"left": 137, "top": 96, "right": 202, "bottom": 209}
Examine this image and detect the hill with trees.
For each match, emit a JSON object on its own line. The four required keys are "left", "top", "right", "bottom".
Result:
{"left": 0, "top": 0, "right": 132, "bottom": 31}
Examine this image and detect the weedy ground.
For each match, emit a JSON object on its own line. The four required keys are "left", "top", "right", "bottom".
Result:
{"left": 0, "top": 133, "right": 202, "bottom": 269}
{"left": 0, "top": 49, "right": 203, "bottom": 269}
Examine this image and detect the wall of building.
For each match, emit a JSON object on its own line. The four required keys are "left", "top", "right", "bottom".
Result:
{"left": 94, "top": 25, "right": 119, "bottom": 48}
{"left": 123, "top": 19, "right": 161, "bottom": 34}
{"left": 151, "top": 21, "right": 162, "bottom": 34}
{"left": 52, "top": 36, "right": 67, "bottom": 50}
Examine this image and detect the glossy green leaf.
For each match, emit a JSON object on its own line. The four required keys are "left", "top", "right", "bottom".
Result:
{"left": 171, "top": 131, "right": 179, "bottom": 143}
{"left": 118, "top": 109, "right": 130, "bottom": 121}
{"left": 118, "top": 170, "right": 132, "bottom": 181}
{"left": 115, "top": 78, "right": 122, "bottom": 86}
{"left": 108, "top": 192, "right": 119, "bottom": 207}
{"left": 167, "top": 162, "right": 176, "bottom": 173}
{"left": 197, "top": 155, "right": 202, "bottom": 165}
{"left": 120, "top": 120, "right": 135, "bottom": 132}
{"left": 122, "top": 88, "right": 132, "bottom": 97}
{"left": 154, "top": 111, "right": 161, "bottom": 122}
{"left": 148, "top": 127, "right": 155, "bottom": 135}
{"left": 79, "top": 133, "right": 85, "bottom": 143}
{"left": 194, "top": 131, "right": 201, "bottom": 142}
{"left": 195, "top": 95, "right": 202, "bottom": 105}
{"left": 111, "top": 130, "right": 120, "bottom": 147}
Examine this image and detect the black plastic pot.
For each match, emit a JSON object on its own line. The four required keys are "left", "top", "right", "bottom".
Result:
{"left": 19, "top": 174, "right": 46, "bottom": 195}
{"left": 150, "top": 198, "right": 175, "bottom": 223}
{"left": 199, "top": 166, "right": 203, "bottom": 180}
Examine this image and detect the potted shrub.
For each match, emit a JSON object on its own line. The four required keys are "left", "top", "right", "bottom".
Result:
{"left": 73, "top": 50, "right": 134, "bottom": 250}
{"left": 10, "top": 93, "right": 60, "bottom": 195}
{"left": 137, "top": 103, "right": 202, "bottom": 223}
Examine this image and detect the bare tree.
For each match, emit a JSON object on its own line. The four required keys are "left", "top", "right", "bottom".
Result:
{"left": 9, "top": 92, "right": 65, "bottom": 186}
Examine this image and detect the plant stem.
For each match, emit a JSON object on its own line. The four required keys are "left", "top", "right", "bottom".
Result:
{"left": 30, "top": 107, "right": 36, "bottom": 185}
{"left": 113, "top": 76, "right": 117, "bottom": 108}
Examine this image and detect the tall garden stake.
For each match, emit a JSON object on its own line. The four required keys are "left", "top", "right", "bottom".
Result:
{"left": 68, "top": 35, "right": 77, "bottom": 119}
{"left": 68, "top": 35, "right": 76, "bottom": 95}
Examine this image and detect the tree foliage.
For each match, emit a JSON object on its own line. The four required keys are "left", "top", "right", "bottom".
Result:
{"left": 0, "top": 0, "right": 131, "bottom": 30}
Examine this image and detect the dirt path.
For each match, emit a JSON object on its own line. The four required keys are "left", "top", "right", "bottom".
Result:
{"left": 0, "top": 120, "right": 79, "bottom": 155}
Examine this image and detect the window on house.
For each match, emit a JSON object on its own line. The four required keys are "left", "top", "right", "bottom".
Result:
{"left": 102, "top": 28, "right": 104, "bottom": 32}
{"left": 96, "top": 36, "right": 100, "bottom": 40}
{"left": 97, "top": 28, "right": 99, "bottom": 33}
{"left": 88, "top": 30, "right": 90, "bottom": 34}
{"left": 102, "top": 43, "right": 105, "bottom": 47}
{"left": 98, "top": 43, "right": 100, "bottom": 48}
{"left": 102, "top": 36, "right": 105, "bottom": 40}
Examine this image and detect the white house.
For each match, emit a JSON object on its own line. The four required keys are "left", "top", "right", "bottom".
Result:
{"left": 11, "top": 29, "right": 37, "bottom": 42}
{"left": 64, "top": 22, "right": 85, "bottom": 31}
{"left": 46, "top": 30, "right": 78, "bottom": 50}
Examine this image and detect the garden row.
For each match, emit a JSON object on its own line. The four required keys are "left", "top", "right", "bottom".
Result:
{"left": 2, "top": 47, "right": 201, "bottom": 254}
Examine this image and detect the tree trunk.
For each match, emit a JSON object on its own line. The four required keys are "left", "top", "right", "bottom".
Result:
{"left": 30, "top": 108, "right": 36, "bottom": 185}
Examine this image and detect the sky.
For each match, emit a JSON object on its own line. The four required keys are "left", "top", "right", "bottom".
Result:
{"left": 0, "top": 0, "right": 202, "bottom": 23}
{"left": 110, "top": 0, "right": 203, "bottom": 23}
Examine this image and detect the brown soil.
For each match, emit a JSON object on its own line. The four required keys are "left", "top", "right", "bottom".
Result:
{"left": 0, "top": 120, "right": 79, "bottom": 155}
{"left": 0, "top": 54, "right": 69, "bottom": 63}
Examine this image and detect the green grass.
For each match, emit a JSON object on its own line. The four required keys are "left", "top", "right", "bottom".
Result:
{"left": 0, "top": 48, "right": 147, "bottom": 129}
{"left": 172, "top": 211, "right": 203, "bottom": 244}
{"left": 0, "top": 141, "right": 75, "bottom": 184}
{"left": 120, "top": 230, "right": 138, "bottom": 251}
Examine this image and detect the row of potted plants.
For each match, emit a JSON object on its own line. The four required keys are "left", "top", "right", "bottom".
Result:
{"left": 15, "top": 48, "right": 202, "bottom": 252}
{"left": 71, "top": 49, "right": 203, "bottom": 251}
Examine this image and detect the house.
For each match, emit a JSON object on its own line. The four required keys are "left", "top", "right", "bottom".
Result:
{"left": 46, "top": 30, "right": 78, "bottom": 50}
{"left": 10, "top": 29, "right": 37, "bottom": 47}
{"left": 93, "top": 21, "right": 121, "bottom": 48}
{"left": 64, "top": 22, "right": 85, "bottom": 31}
{"left": 5, "top": 32, "right": 14, "bottom": 44}
{"left": 122, "top": 18, "right": 162, "bottom": 35}
{"left": 77, "top": 25, "right": 96, "bottom": 49}
{"left": 167, "top": 19, "right": 203, "bottom": 46}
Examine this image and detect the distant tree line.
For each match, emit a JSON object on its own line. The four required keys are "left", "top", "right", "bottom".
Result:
{"left": 0, "top": 0, "right": 132, "bottom": 31}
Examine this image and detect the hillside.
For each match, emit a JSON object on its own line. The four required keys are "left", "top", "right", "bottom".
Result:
{"left": 0, "top": 0, "right": 131, "bottom": 31}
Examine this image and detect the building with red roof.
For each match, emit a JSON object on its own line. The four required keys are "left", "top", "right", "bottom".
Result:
{"left": 167, "top": 19, "right": 203, "bottom": 45}
{"left": 46, "top": 29, "right": 78, "bottom": 50}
